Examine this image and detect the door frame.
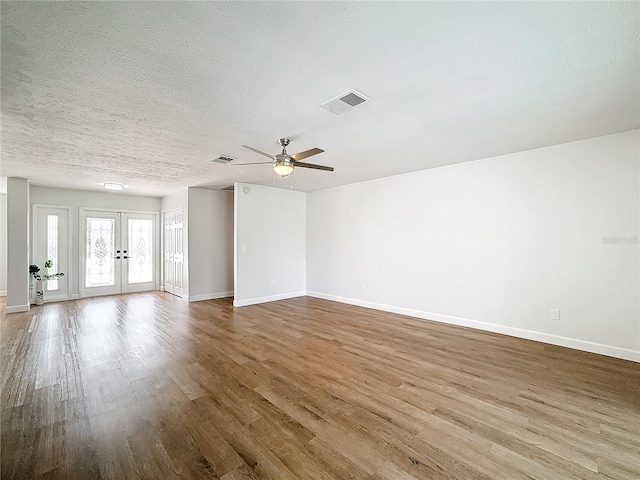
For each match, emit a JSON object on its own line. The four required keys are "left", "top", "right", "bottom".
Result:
{"left": 32, "top": 204, "right": 73, "bottom": 302}
{"left": 79, "top": 207, "right": 160, "bottom": 298}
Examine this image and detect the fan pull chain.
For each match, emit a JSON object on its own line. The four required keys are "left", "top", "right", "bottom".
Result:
{"left": 290, "top": 169, "right": 294, "bottom": 190}
{"left": 273, "top": 169, "right": 276, "bottom": 186}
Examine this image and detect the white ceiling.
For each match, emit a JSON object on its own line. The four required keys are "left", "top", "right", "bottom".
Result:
{"left": 1, "top": 1, "right": 638, "bottom": 196}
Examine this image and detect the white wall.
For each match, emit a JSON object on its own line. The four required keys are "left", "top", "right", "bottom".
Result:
{"left": 6, "top": 178, "right": 30, "bottom": 312}
{"left": 307, "top": 130, "right": 640, "bottom": 362}
{"left": 0, "top": 193, "right": 7, "bottom": 296}
{"left": 162, "top": 188, "right": 189, "bottom": 297}
{"left": 234, "top": 183, "right": 306, "bottom": 306}
{"left": 31, "top": 186, "right": 161, "bottom": 212}
{"left": 187, "top": 188, "right": 234, "bottom": 301}
{"left": 30, "top": 186, "right": 161, "bottom": 299}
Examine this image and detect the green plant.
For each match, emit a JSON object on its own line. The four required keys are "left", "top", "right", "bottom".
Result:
{"left": 29, "top": 260, "right": 64, "bottom": 281}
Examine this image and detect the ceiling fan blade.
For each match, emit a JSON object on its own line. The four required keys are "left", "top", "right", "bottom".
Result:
{"left": 232, "top": 161, "right": 273, "bottom": 166}
{"left": 295, "top": 162, "right": 334, "bottom": 172}
{"left": 290, "top": 148, "right": 324, "bottom": 161}
{"left": 241, "top": 145, "right": 274, "bottom": 159}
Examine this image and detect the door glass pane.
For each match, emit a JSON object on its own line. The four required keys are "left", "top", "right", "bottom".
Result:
{"left": 46, "top": 214, "right": 59, "bottom": 291}
{"left": 86, "top": 217, "right": 115, "bottom": 287}
{"left": 128, "top": 218, "right": 153, "bottom": 284}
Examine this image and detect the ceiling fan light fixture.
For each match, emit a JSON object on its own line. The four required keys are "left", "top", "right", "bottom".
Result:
{"left": 273, "top": 158, "right": 293, "bottom": 176}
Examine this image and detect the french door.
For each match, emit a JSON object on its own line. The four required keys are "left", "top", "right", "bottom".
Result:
{"left": 81, "top": 210, "right": 157, "bottom": 297}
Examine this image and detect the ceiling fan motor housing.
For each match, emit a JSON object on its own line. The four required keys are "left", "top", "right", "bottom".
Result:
{"left": 275, "top": 153, "right": 292, "bottom": 165}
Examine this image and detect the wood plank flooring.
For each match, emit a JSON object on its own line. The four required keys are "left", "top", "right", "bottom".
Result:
{"left": 1, "top": 293, "right": 639, "bottom": 479}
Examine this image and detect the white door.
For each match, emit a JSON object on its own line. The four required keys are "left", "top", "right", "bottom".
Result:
{"left": 33, "top": 206, "right": 71, "bottom": 301}
{"left": 81, "top": 210, "right": 156, "bottom": 297}
{"left": 163, "top": 208, "right": 184, "bottom": 297}
{"left": 122, "top": 213, "right": 156, "bottom": 293}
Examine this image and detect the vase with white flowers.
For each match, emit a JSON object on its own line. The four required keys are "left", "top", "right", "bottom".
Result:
{"left": 29, "top": 260, "right": 65, "bottom": 305}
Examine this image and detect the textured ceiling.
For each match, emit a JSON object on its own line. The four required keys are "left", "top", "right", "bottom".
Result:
{"left": 1, "top": 1, "right": 638, "bottom": 196}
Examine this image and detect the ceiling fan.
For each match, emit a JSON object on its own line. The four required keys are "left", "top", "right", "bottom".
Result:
{"left": 235, "top": 138, "right": 334, "bottom": 176}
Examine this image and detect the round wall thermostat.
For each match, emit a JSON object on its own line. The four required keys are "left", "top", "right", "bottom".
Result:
{"left": 243, "top": 186, "right": 251, "bottom": 194}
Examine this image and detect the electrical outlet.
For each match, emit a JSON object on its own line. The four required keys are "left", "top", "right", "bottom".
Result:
{"left": 270, "top": 280, "right": 275, "bottom": 287}
{"left": 360, "top": 284, "right": 366, "bottom": 292}
{"left": 551, "top": 309, "right": 560, "bottom": 320}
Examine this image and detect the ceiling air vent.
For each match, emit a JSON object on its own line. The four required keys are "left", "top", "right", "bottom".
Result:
{"left": 211, "top": 155, "right": 235, "bottom": 164}
{"left": 321, "top": 90, "right": 370, "bottom": 115}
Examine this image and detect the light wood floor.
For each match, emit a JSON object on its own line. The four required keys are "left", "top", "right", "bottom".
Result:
{"left": 1, "top": 293, "right": 639, "bottom": 480}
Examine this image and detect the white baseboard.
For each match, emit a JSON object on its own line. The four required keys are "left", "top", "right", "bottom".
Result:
{"left": 188, "top": 291, "right": 234, "bottom": 302}
{"left": 233, "top": 291, "right": 306, "bottom": 307}
{"left": 5, "top": 304, "right": 30, "bottom": 313}
{"left": 43, "top": 296, "right": 70, "bottom": 303}
{"left": 306, "top": 291, "right": 640, "bottom": 363}
{"left": 0, "top": 290, "right": 6, "bottom": 297}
